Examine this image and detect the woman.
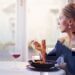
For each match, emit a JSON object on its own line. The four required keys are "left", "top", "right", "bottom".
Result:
{"left": 30, "top": 3, "right": 75, "bottom": 75}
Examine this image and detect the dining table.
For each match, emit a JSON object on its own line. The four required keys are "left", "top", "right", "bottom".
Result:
{"left": 0, "top": 61, "right": 66, "bottom": 75}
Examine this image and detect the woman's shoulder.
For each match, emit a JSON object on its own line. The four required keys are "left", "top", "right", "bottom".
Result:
{"left": 58, "top": 37, "right": 65, "bottom": 44}
{"left": 58, "top": 34, "right": 68, "bottom": 44}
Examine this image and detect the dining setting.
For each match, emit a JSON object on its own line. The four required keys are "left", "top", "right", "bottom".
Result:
{"left": 0, "top": 40, "right": 66, "bottom": 75}
{"left": 26, "top": 40, "right": 66, "bottom": 75}
{"left": 27, "top": 40, "right": 56, "bottom": 71}
{"left": 0, "top": 0, "right": 75, "bottom": 75}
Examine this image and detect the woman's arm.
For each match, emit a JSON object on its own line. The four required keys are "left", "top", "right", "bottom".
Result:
{"left": 46, "top": 40, "right": 63, "bottom": 61}
{"left": 30, "top": 40, "right": 64, "bottom": 62}
{"left": 46, "top": 48, "right": 58, "bottom": 60}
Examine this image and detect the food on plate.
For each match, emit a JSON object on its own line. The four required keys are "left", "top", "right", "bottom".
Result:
{"left": 34, "top": 60, "right": 45, "bottom": 64}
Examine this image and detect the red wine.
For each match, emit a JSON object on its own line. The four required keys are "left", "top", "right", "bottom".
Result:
{"left": 12, "top": 54, "right": 20, "bottom": 58}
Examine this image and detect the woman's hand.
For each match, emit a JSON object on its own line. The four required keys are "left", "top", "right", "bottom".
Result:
{"left": 29, "top": 40, "right": 43, "bottom": 52}
{"left": 59, "top": 63, "right": 67, "bottom": 69}
{"left": 32, "top": 40, "right": 46, "bottom": 53}
{"left": 29, "top": 40, "right": 46, "bottom": 63}
{"left": 34, "top": 40, "right": 46, "bottom": 63}
{"left": 33, "top": 41, "right": 42, "bottom": 52}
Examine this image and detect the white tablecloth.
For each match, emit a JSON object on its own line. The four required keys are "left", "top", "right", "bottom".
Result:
{"left": 0, "top": 61, "right": 66, "bottom": 75}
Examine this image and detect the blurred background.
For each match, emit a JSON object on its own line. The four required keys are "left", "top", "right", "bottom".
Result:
{"left": 0, "top": 0, "right": 74, "bottom": 61}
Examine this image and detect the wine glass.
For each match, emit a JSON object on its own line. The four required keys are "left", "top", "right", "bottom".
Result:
{"left": 11, "top": 52, "right": 21, "bottom": 69}
{"left": 11, "top": 52, "right": 20, "bottom": 60}
{"left": 9, "top": 45, "right": 21, "bottom": 69}
{"left": 9, "top": 45, "right": 21, "bottom": 61}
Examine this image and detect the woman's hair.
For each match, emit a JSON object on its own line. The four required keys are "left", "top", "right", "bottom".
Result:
{"left": 63, "top": 3, "right": 75, "bottom": 19}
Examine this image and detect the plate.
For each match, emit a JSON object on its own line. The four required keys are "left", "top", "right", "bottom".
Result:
{"left": 28, "top": 60, "right": 56, "bottom": 69}
{"left": 27, "top": 65, "right": 59, "bottom": 72}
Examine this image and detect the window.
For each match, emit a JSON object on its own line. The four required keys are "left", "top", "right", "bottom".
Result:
{"left": 0, "top": 0, "right": 26, "bottom": 61}
{"left": 0, "top": 0, "right": 71, "bottom": 61}
{"left": 27, "top": 0, "right": 68, "bottom": 59}
{"left": 0, "top": 0, "right": 17, "bottom": 60}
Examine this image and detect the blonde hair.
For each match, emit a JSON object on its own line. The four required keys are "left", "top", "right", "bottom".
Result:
{"left": 63, "top": 3, "right": 75, "bottom": 19}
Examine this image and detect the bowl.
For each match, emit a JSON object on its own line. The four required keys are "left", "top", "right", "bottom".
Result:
{"left": 28, "top": 60, "right": 56, "bottom": 69}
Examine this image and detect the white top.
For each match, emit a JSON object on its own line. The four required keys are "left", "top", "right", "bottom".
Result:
{"left": 0, "top": 61, "right": 66, "bottom": 75}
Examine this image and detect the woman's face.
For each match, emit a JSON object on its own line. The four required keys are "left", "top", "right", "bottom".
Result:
{"left": 58, "top": 13, "right": 69, "bottom": 33}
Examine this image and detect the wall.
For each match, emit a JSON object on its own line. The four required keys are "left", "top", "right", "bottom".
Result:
{"left": 26, "top": 0, "right": 68, "bottom": 46}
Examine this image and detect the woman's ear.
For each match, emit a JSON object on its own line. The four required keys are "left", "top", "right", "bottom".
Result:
{"left": 68, "top": 19, "right": 73, "bottom": 26}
